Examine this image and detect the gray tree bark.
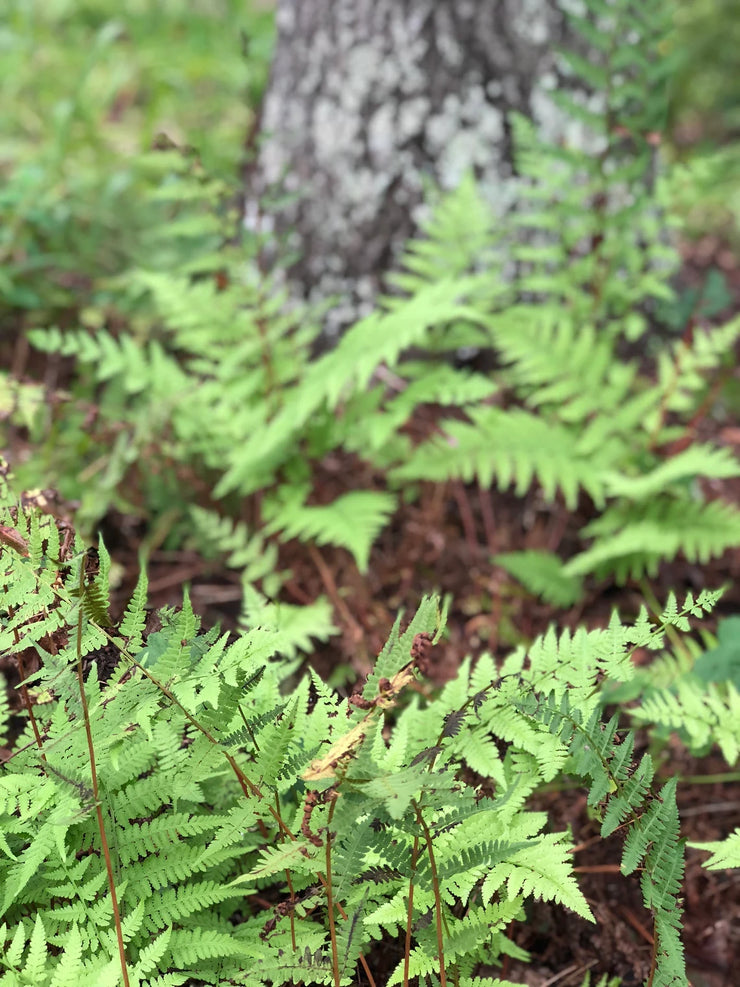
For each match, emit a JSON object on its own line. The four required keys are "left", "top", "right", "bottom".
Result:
{"left": 249, "top": 0, "right": 584, "bottom": 330}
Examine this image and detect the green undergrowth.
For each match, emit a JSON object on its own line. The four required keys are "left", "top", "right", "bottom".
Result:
{"left": 1, "top": 486, "right": 739, "bottom": 986}
{"left": 6, "top": 0, "right": 740, "bottom": 614}
{"left": 0, "top": 0, "right": 272, "bottom": 314}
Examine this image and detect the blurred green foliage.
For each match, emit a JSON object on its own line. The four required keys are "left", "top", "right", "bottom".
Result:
{"left": 667, "top": 0, "right": 740, "bottom": 246}
{"left": 1, "top": 0, "right": 738, "bottom": 602}
{"left": 0, "top": 0, "right": 273, "bottom": 313}
{"left": 671, "top": 0, "right": 740, "bottom": 142}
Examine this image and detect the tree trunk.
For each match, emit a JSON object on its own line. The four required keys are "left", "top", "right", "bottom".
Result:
{"left": 250, "top": 0, "right": 582, "bottom": 330}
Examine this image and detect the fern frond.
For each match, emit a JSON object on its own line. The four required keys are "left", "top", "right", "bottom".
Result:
{"left": 689, "top": 828, "right": 740, "bottom": 870}
{"left": 118, "top": 566, "right": 149, "bottom": 652}
{"left": 657, "top": 316, "right": 740, "bottom": 415}
{"left": 235, "top": 840, "right": 320, "bottom": 885}
{"left": 494, "top": 550, "right": 583, "bottom": 607}
{"left": 632, "top": 679, "right": 740, "bottom": 765}
{"left": 565, "top": 498, "right": 740, "bottom": 581}
{"left": 393, "top": 405, "right": 606, "bottom": 510}
{"left": 188, "top": 505, "right": 281, "bottom": 593}
{"left": 262, "top": 488, "right": 396, "bottom": 572}
{"left": 239, "top": 585, "right": 337, "bottom": 660}
{"left": 483, "top": 833, "right": 593, "bottom": 922}
{"left": 604, "top": 444, "right": 740, "bottom": 501}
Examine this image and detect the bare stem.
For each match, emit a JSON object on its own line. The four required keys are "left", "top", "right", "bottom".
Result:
{"left": 413, "top": 802, "right": 447, "bottom": 987}
{"left": 403, "top": 835, "right": 421, "bottom": 987}
{"left": 75, "top": 573, "right": 130, "bottom": 987}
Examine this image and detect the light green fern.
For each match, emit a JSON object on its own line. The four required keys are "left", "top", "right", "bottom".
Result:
{"left": 0, "top": 498, "right": 728, "bottom": 985}
{"left": 689, "top": 829, "right": 740, "bottom": 870}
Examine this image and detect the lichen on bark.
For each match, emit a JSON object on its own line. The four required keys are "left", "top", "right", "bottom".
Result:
{"left": 249, "top": 0, "right": 591, "bottom": 330}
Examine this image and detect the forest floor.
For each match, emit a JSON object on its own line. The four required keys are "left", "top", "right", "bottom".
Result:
{"left": 94, "top": 419, "right": 740, "bottom": 987}
{"left": 3, "top": 3, "right": 738, "bottom": 983}
{"left": 3, "top": 256, "right": 740, "bottom": 987}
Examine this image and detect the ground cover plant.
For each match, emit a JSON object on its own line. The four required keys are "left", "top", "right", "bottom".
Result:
{"left": 0, "top": 0, "right": 271, "bottom": 317}
{"left": 2, "top": 1, "right": 740, "bottom": 985}
{"left": 7, "top": 0, "right": 740, "bottom": 619}
{"left": 1, "top": 484, "right": 738, "bottom": 987}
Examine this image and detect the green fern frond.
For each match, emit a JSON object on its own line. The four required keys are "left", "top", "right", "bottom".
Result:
{"left": 689, "top": 828, "right": 740, "bottom": 870}
{"left": 188, "top": 505, "right": 281, "bottom": 594}
{"left": 236, "top": 840, "right": 320, "bottom": 885}
{"left": 389, "top": 172, "right": 501, "bottom": 286}
{"left": 118, "top": 566, "right": 148, "bottom": 652}
{"left": 565, "top": 498, "right": 740, "bottom": 581}
{"left": 482, "top": 833, "right": 593, "bottom": 922}
{"left": 252, "top": 942, "right": 333, "bottom": 986}
{"left": 393, "top": 405, "right": 605, "bottom": 510}
{"left": 604, "top": 444, "right": 740, "bottom": 501}
{"left": 494, "top": 550, "right": 584, "bottom": 607}
{"left": 262, "top": 487, "right": 396, "bottom": 572}
{"left": 239, "top": 588, "right": 337, "bottom": 660}
{"left": 633, "top": 679, "right": 740, "bottom": 765}
{"left": 657, "top": 316, "right": 740, "bottom": 415}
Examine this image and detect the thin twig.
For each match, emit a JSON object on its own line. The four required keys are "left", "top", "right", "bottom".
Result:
{"left": 307, "top": 543, "right": 363, "bottom": 641}
{"left": 477, "top": 479, "right": 497, "bottom": 553}
{"left": 680, "top": 799, "right": 740, "bottom": 817}
{"left": 452, "top": 481, "right": 478, "bottom": 553}
{"left": 618, "top": 906, "right": 654, "bottom": 946}
{"left": 540, "top": 959, "right": 597, "bottom": 987}
{"left": 573, "top": 864, "right": 622, "bottom": 874}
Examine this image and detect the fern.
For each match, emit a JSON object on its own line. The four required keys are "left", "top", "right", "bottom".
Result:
{"left": 262, "top": 487, "right": 397, "bottom": 573}
{"left": 394, "top": 404, "right": 606, "bottom": 510}
{"left": 4, "top": 5, "right": 737, "bottom": 982}
{"left": 689, "top": 828, "right": 740, "bottom": 870}
{"left": 387, "top": 0, "right": 738, "bottom": 598}
{"left": 565, "top": 497, "right": 740, "bottom": 582}
{"left": 118, "top": 567, "right": 148, "bottom": 652}
{"left": 1, "top": 503, "right": 729, "bottom": 983}
{"left": 187, "top": 505, "right": 282, "bottom": 596}
{"left": 238, "top": 586, "right": 336, "bottom": 661}
{"left": 632, "top": 678, "right": 740, "bottom": 765}
{"left": 19, "top": 0, "right": 739, "bottom": 606}
{"left": 494, "top": 550, "right": 584, "bottom": 608}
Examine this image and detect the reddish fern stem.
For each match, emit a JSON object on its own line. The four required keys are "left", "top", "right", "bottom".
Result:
{"left": 75, "top": 576, "right": 130, "bottom": 987}
{"left": 403, "top": 835, "right": 421, "bottom": 987}
{"left": 325, "top": 796, "right": 341, "bottom": 987}
{"left": 413, "top": 801, "right": 448, "bottom": 987}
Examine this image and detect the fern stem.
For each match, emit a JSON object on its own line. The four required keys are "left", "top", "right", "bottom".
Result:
{"left": 75, "top": 573, "right": 130, "bottom": 987}
{"left": 13, "top": 646, "right": 46, "bottom": 760}
{"left": 7, "top": 595, "right": 46, "bottom": 760}
{"left": 276, "top": 792, "right": 298, "bottom": 952}
{"left": 403, "top": 835, "right": 421, "bottom": 987}
{"left": 413, "top": 801, "right": 448, "bottom": 987}
{"left": 477, "top": 479, "right": 497, "bottom": 553}
{"left": 647, "top": 281, "right": 714, "bottom": 453}
{"left": 324, "top": 795, "right": 341, "bottom": 987}
{"left": 646, "top": 937, "right": 658, "bottom": 987}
